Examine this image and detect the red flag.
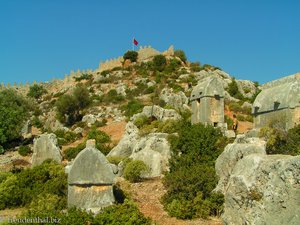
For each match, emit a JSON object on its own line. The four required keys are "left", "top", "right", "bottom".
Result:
{"left": 133, "top": 38, "right": 138, "bottom": 46}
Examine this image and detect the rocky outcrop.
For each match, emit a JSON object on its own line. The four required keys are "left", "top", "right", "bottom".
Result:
{"left": 82, "top": 114, "right": 97, "bottom": 126}
{"left": 68, "top": 141, "right": 115, "bottom": 214}
{"left": 159, "top": 88, "right": 188, "bottom": 110}
{"left": 223, "top": 154, "right": 300, "bottom": 225}
{"left": 214, "top": 135, "right": 266, "bottom": 193}
{"left": 215, "top": 135, "right": 300, "bottom": 225}
{"left": 107, "top": 122, "right": 139, "bottom": 158}
{"left": 107, "top": 122, "right": 172, "bottom": 178}
{"left": 236, "top": 79, "right": 258, "bottom": 99}
{"left": 131, "top": 105, "right": 181, "bottom": 122}
{"left": 44, "top": 109, "right": 66, "bottom": 132}
{"left": 31, "top": 133, "right": 62, "bottom": 167}
{"left": 130, "top": 133, "right": 171, "bottom": 177}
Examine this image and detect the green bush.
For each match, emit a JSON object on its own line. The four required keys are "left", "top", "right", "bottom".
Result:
{"left": 120, "top": 99, "right": 144, "bottom": 118}
{"left": 165, "top": 58, "right": 181, "bottom": 74}
{"left": 153, "top": 55, "right": 167, "bottom": 72}
{"left": 87, "top": 127, "right": 112, "bottom": 155}
{"left": 27, "top": 84, "right": 47, "bottom": 100}
{"left": 124, "top": 160, "right": 149, "bottom": 183}
{"left": 190, "top": 62, "right": 202, "bottom": 72}
{"left": 133, "top": 115, "right": 150, "bottom": 129}
{"left": 123, "top": 51, "right": 138, "bottom": 62}
{"left": 74, "top": 73, "right": 92, "bottom": 82}
{"left": 174, "top": 50, "right": 187, "bottom": 63}
{"left": 18, "top": 145, "right": 31, "bottom": 156}
{"left": 55, "top": 85, "right": 91, "bottom": 125}
{"left": 259, "top": 124, "right": 300, "bottom": 155}
{"left": 162, "top": 121, "right": 227, "bottom": 219}
{"left": 0, "top": 145, "right": 4, "bottom": 155}
{"left": 103, "top": 89, "right": 125, "bottom": 103}
{"left": 0, "top": 89, "right": 31, "bottom": 148}
{"left": 64, "top": 142, "right": 86, "bottom": 161}
{"left": 54, "top": 129, "right": 78, "bottom": 146}
{"left": 94, "top": 199, "right": 151, "bottom": 224}
{"left": 227, "top": 78, "right": 243, "bottom": 100}
{"left": 0, "top": 160, "right": 67, "bottom": 210}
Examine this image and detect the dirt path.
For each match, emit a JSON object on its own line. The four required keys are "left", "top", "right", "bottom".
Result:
{"left": 126, "top": 178, "right": 222, "bottom": 225}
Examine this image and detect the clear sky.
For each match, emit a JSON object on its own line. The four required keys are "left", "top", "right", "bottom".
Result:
{"left": 0, "top": 0, "right": 299, "bottom": 85}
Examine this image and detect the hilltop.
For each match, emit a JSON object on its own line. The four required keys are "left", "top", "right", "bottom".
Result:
{"left": 3, "top": 46, "right": 298, "bottom": 225}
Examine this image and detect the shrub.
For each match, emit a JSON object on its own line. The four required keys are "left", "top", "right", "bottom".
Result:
{"left": 0, "top": 89, "right": 30, "bottom": 148}
{"left": 124, "top": 160, "right": 149, "bottom": 182}
{"left": 153, "top": 55, "right": 167, "bottom": 72}
{"left": 74, "top": 73, "right": 92, "bottom": 82}
{"left": 120, "top": 99, "right": 144, "bottom": 118}
{"left": 259, "top": 124, "right": 300, "bottom": 155}
{"left": 227, "top": 79, "right": 243, "bottom": 100}
{"left": 27, "top": 84, "right": 47, "bottom": 100}
{"left": 174, "top": 50, "right": 187, "bottom": 63}
{"left": 162, "top": 121, "right": 227, "bottom": 219}
{"left": 123, "top": 51, "right": 138, "bottom": 62}
{"left": 0, "top": 160, "right": 67, "bottom": 210}
{"left": 190, "top": 62, "right": 202, "bottom": 72}
{"left": 55, "top": 85, "right": 91, "bottom": 125}
{"left": 54, "top": 129, "right": 78, "bottom": 146}
{"left": 103, "top": 89, "right": 125, "bottom": 103}
{"left": 133, "top": 115, "right": 150, "bottom": 129}
{"left": 64, "top": 142, "right": 86, "bottom": 161}
{"left": 165, "top": 58, "right": 181, "bottom": 74}
{"left": 87, "top": 127, "right": 112, "bottom": 155}
{"left": 18, "top": 145, "right": 31, "bottom": 156}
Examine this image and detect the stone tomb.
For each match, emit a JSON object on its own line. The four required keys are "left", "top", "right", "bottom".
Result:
{"left": 190, "top": 76, "right": 225, "bottom": 128}
{"left": 68, "top": 140, "right": 115, "bottom": 213}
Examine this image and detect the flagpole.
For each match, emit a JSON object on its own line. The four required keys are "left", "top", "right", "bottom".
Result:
{"left": 132, "top": 37, "right": 134, "bottom": 51}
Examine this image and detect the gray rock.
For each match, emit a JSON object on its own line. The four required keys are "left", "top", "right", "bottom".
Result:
{"left": 159, "top": 88, "right": 188, "bottom": 110}
{"left": 82, "top": 114, "right": 97, "bottom": 126}
{"left": 224, "top": 130, "right": 236, "bottom": 139}
{"left": 214, "top": 137, "right": 266, "bottom": 193}
{"left": 222, "top": 154, "right": 300, "bottom": 225}
{"left": 32, "top": 133, "right": 62, "bottom": 167}
{"left": 147, "top": 80, "right": 156, "bottom": 87}
{"left": 74, "top": 127, "right": 83, "bottom": 135}
{"left": 44, "top": 110, "right": 65, "bottom": 131}
{"left": 21, "top": 120, "right": 32, "bottom": 139}
{"left": 236, "top": 79, "right": 258, "bottom": 99}
{"left": 116, "top": 83, "right": 127, "bottom": 97}
{"left": 131, "top": 105, "right": 181, "bottom": 122}
{"left": 130, "top": 133, "right": 171, "bottom": 177}
{"left": 107, "top": 122, "right": 139, "bottom": 158}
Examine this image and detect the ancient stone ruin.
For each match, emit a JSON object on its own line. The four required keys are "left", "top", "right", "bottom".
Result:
{"left": 253, "top": 73, "right": 300, "bottom": 130}
{"left": 190, "top": 76, "right": 225, "bottom": 128}
{"left": 68, "top": 140, "right": 115, "bottom": 214}
{"left": 31, "top": 133, "right": 62, "bottom": 167}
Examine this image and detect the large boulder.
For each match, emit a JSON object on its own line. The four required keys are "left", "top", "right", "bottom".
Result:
{"left": 107, "top": 122, "right": 139, "bottom": 158}
{"left": 159, "top": 88, "right": 188, "bottom": 110}
{"left": 214, "top": 135, "right": 266, "bottom": 193}
{"left": 131, "top": 105, "right": 181, "bottom": 122}
{"left": 130, "top": 133, "right": 171, "bottom": 177}
{"left": 222, "top": 154, "right": 300, "bottom": 225}
{"left": 68, "top": 141, "right": 115, "bottom": 214}
{"left": 32, "top": 133, "right": 62, "bottom": 167}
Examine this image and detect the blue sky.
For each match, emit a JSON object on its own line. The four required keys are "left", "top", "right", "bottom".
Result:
{"left": 0, "top": 0, "right": 299, "bottom": 85}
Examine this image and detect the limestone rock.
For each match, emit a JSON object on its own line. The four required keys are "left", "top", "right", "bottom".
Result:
{"left": 222, "top": 154, "right": 300, "bottom": 225}
{"left": 44, "top": 110, "right": 65, "bottom": 131}
{"left": 107, "top": 122, "right": 139, "bottom": 158}
{"left": 116, "top": 83, "right": 127, "bottom": 97}
{"left": 214, "top": 136, "right": 266, "bottom": 193}
{"left": 236, "top": 79, "right": 258, "bottom": 99}
{"left": 130, "top": 133, "right": 171, "bottom": 177}
{"left": 131, "top": 105, "right": 181, "bottom": 122}
{"left": 21, "top": 120, "right": 32, "bottom": 139}
{"left": 159, "top": 88, "right": 188, "bottom": 110}
{"left": 74, "top": 127, "right": 83, "bottom": 135}
{"left": 82, "top": 114, "right": 97, "bottom": 126}
{"left": 32, "top": 133, "right": 62, "bottom": 167}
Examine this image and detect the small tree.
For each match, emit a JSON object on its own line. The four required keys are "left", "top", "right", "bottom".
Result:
{"left": 55, "top": 85, "right": 91, "bottom": 125}
{"left": 153, "top": 55, "right": 167, "bottom": 72}
{"left": 0, "top": 90, "right": 30, "bottom": 148}
{"left": 27, "top": 84, "right": 47, "bottom": 99}
{"left": 123, "top": 51, "right": 138, "bottom": 62}
{"left": 174, "top": 50, "right": 187, "bottom": 63}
